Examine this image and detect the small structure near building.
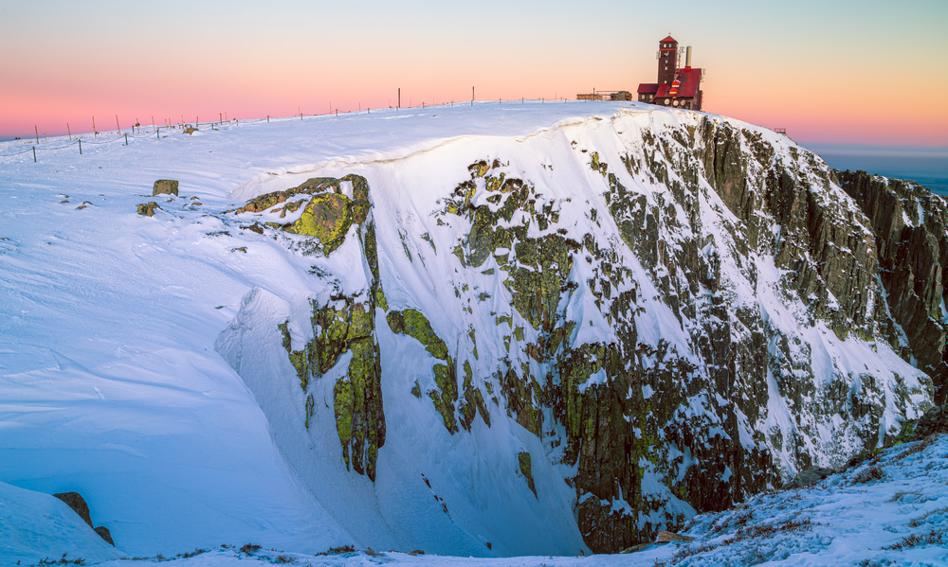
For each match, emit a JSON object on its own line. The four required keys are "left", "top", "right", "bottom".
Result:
{"left": 637, "top": 35, "right": 704, "bottom": 110}
{"left": 576, "top": 90, "right": 633, "bottom": 102}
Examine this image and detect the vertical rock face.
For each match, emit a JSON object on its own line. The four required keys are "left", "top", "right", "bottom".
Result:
{"left": 836, "top": 171, "right": 947, "bottom": 404}
{"left": 220, "top": 109, "right": 937, "bottom": 554}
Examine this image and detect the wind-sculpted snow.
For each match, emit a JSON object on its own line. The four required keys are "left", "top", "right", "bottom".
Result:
{"left": 0, "top": 103, "right": 941, "bottom": 560}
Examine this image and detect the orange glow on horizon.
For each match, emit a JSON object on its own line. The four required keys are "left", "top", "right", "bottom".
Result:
{"left": 2, "top": 1, "right": 946, "bottom": 146}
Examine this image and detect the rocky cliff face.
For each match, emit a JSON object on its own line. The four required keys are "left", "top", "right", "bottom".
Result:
{"left": 836, "top": 171, "right": 947, "bottom": 405}
{"left": 217, "top": 109, "right": 936, "bottom": 554}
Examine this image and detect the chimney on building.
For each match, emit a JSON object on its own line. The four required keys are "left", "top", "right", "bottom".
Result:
{"left": 685, "top": 46, "right": 693, "bottom": 68}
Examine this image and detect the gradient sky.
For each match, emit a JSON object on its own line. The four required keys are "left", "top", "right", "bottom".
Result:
{"left": 2, "top": 0, "right": 947, "bottom": 145}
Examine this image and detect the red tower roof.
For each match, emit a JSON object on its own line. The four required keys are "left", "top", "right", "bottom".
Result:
{"left": 660, "top": 35, "right": 677, "bottom": 44}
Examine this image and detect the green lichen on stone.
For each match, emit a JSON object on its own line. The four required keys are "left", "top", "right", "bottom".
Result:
{"left": 498, "top": 365, "right": 543, "bottom": 437}
{"left": 459, "top": 360, "right": 490, "bottom": 430}
{"left": 345, "top": 174, "right": 371, "bottom": 224}
{"left": 235, "top": 177, "right": 341, "bottom": 214}
{"left": 387, "top": 308, "right": 459, "bottom": 432}
{"left": 468, "top": 326, "right": 478, "bottom": 360}
{"left": 268, "top": 175, "right": 387, "bottom": 482}
{"left": 278, "top": 321, "right": 310, "bottom": 390}
{"left": 386, "top": 309, "right": 449, "bottom": 361}
{"left": 518, "top": 451, "right": 537, "bottom": 497}
{"left": 590, "top": 151, "right": 608, "bottom": 176}
{"left": 284, "top": 192, "right": 353, "bottom": 253}
{"left": 235, "top": 175, "right": 377, "bottom": 257}
{"left": 305, "top": 394, "right": 315, "bottom": 429}
{"left": 333, "top": 378, "right": 353, "bottom": 465}
{"left": 503, "top": 234, "right": 579, "bottom": 332}
{"left": 331, "top": 335, "right": 385, "bottom": 480}
{"left": 136, "top": 201, "right": 159, "bottom": 217}
{"left": 430, "top": 362, "right": 459, "bottom": 433}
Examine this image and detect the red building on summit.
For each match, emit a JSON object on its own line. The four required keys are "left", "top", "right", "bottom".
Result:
{"left": 637, "top": 35, "right": 704, "bottom": 111}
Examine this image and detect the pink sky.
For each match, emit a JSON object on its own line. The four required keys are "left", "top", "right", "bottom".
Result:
{"left": 2, "top": 0, "right": 946, "bottom": 146}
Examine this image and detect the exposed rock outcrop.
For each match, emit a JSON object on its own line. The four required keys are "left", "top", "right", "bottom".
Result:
{"left": 152, "top": 179, "right": 179, "bottom": 196}
{"left": 53, "top": 491, "right": 114, "bottom": 546}
{"left": 836, "top": 171, "right": 947, "bottom": 404}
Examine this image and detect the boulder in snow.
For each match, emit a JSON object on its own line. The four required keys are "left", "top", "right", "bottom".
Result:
{"left": 152, "top": 179, "right": 179, "bottom": 196}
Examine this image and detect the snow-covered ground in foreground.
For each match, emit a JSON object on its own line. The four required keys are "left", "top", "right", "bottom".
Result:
{"left": 84, "top": 434, "right": 948, "bottom": 565}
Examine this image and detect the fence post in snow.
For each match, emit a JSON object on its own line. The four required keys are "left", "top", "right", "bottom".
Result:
{"left": 67, "top": 123, "right": 72, "bottom": 140}
{"left": 267, "top": 114, "right": 270, "bottom": 123}
{"left": 34, "top": 125, "right": 39, "bottom": 144}
{"left": 124, "top": 133, "right": 128, "bottom": 146}
{"left": 78, "top": 139, "right": 82, "bottom": 155}
{"left": 156, "top": 127, "right": 160, "bottom": 140}
{"left": 32, "top": 146, "right": 36, "bottom": 163}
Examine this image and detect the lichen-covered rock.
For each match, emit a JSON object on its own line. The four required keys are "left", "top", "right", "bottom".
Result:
{"left": 387, "top": 308, "right": 460, "bottom": 432}
{"left": 518, "top": 451, "right": 536, "bottom": 497}
{"left": 268, "top": 175, "right": 387, "bottom": 480}
{"left": 284, "top": 192, "right": 353, "bottom": 252}
{"left": 136, "top": 201, "right": 159, "bottom": 216}
{"left": 152, "top": 179, "right": 179, "bottom": 196}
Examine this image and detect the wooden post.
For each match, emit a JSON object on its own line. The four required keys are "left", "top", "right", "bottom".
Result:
{"left": 267, "top": 114, "right": 270, "bottom": 123}
{"left": 156, "top": 127, "right": 160, "bottom": 140}
{"left": 124, "top": 133, "right": 128, "bottom": 146}
{"left": 78, "top": 139, "right": 82, "bottom": 155}
{"left": 34, "top": 125, "right": 39, "bottom": 144}
{"left": 471, "top": 86, "right": 475, "bottom": 106}
{"left": 219, "top": 112, "right": 223, "bottom": 125}
{"left": 397, "top": 88, "right": 401, "bottom": 109}
{"left": 115, "top": 114, "right": 120, "bottom": 133}
{"left": 67, "top": 122, "right": 71, "bottom": 140}
{"left": 92, "top": 116, "right": 97, "bottom": 137}
{"left": 32, "top": 146, "right": 36, "bottom": 162}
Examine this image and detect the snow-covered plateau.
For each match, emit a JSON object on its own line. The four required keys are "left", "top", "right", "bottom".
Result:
{"left": 0, "top": 102, "right": 944, "bottom": 566}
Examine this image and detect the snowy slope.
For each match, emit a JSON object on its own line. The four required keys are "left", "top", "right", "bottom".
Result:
{"left": 81, "top": 433, "right": 948, "bottom": 566}
{"left": 0, "top": 102, "right": 938, "bottom": 562}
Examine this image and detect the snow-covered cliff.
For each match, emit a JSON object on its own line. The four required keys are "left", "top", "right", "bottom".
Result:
{"left": 0, "top": 102, "right": 941, "bottom": 561}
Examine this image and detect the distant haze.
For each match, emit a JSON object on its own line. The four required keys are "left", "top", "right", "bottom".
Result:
{"left": 1, "top": 0, "right": 946, "bottom": 146}
{"left": 810, "top": 144, "right": 948, "bottom": 195}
